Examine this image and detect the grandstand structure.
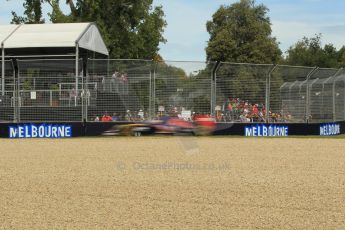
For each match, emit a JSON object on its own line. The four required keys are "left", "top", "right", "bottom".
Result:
{"left": 0, "top": 23, "right": 108, "bottom": 121}
{"left": 1, "top": 23, "right": 345, "bottom": 124}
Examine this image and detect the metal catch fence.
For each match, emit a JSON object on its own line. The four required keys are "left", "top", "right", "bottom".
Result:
{"left": 0, "top": 60, "right": 15, "bottom": 122}
{"left": 17, "top": 59, "right": 83, "bottom": 122}
{"left": 0, "top": 58, "right": 345, "bottom": 123}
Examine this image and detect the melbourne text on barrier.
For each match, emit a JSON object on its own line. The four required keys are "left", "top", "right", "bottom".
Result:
{"left": 9, "top": 124, "right": 72, "bottom": 138}
{"left": 320, "top": 123, "right": 341, "bottom": 136}
{"left": 245, "top": 125, "right": 289, "bottom": 137}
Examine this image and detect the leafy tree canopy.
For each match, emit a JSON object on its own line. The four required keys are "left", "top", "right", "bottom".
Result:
{"left": 9, "top": 0, "right": 167, "bottom": 60}
{"left": 206, "top": 0, "right": 282, "bottom": 64}
{"left": 10, "top": 0, "right": 45, "bottom": 24}
{"left": 284, "top": 34, "right": 345, "bottom": 68}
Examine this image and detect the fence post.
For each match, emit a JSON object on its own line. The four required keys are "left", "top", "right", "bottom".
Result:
{"left": 11, "top": 60, "right": 16, "bottom": 122}
{"left": 149, "top": 68, "right": 152, "bottom": 120}
{"left": 210, "top": 63, "right": 215, "bottom": 117}
{"left": 332, "top": 68, "right": 343, "bottom": 121}
{"left": 14, "top": 59, "right": 19, "bottom": 122}
{"left": 343, "top": 80, "right": 345, "bottom": 120}
{"left": 305, "top": 67, "right": 319, "bottom": 123}
{"left": 211, "top": 61, "right": 221, "bottom": 117}
{"left": 83, "top": 58, "right": 89, "bottom": 122}
{"left": 50, "top": 90, "right": 52, "bottom": 107}
{"left": 266, "top": 65, "right": 277, "bottom": 123}
{"left": 1, "top": 46, "right": 4, "bottom": 96}
{"left": 75, "top": 44, "right": 79, "bottom": 97}
{"left": 152, "top": 61, "right": 157, "bottom": 119}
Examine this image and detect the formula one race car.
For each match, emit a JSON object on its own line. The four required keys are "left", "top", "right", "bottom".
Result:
{"left": 117, "top": 116, "right": 216, "bottom": 136}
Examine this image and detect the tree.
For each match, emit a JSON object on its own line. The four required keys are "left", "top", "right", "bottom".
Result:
{"left": 205, "top": 0, "right": 281, "bottom": 109}
{"left": 285, "top": 34, "right": 344, "bottom": 68}
{"left": 10, "top": 0, "right": 45, "bottom": 24}
{"left": 337, "top": 46, "right": 345, "bottom": 67}
{"left": 206, "top": 0, "right": 281, "bottom": 64}
{"left": 10, "top": 0, "right": 167, "bottom": 60}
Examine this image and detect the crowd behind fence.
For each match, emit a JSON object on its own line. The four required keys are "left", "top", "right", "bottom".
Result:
{"left": 0, "top": 58, "right": 344, "bottom": 123}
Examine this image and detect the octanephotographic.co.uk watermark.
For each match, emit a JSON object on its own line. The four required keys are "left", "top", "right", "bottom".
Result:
{"left": 116, "top": 161, "right": 230, "bottom": 172}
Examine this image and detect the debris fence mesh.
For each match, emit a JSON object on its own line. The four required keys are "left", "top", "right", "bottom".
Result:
{"left": 0, "top": 58, "right": 344, "bottom": 123}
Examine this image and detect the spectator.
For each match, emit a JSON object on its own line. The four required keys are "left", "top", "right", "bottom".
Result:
{"left": 69, "top": 87, "right": 77, "bottom": 106}
{"left": 221, "top": 97, "right": 286, "bottom": 123}
{"left": 101, "top": 112, "right": 113, "bottom": 122}
{"left": 138, "top": 109, "right": 145, "bottom": 121}
{"left": 121, "top": 73, "right": 129, "bottom": 95}
{"left": 101, "top": 76, "right": 106, "bottom": 91}
{"left": 125, "top": 110, "right": 133, "bottom": 121}
{"left": 112, "top": 112, "right": 119, "bottom": 121}
{"left": 111, "top": 71, "right": 119, "bottom": 92}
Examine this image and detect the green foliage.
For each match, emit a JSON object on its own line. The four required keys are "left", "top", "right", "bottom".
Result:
{"left": 216, "top": 64, "right": 270, "bottom": 105}
{"left": 50, "top": 84, "right": 59, "bottom": 90}
{"left": 10, "top": 0, "right": 45, "bottom": 24}
{"left": 10, "top": 0, "right": 167, "bottom": 60}
{"left": 63, "top": 0, "right": 167, "bottom": 59}
{"left": 153, "top": 62, "right": 213, "bottom": 113}
{"left": 206, "top": 0, "right": 282, "bottom": 64}
{"left": 154, "top": 62, "right": 187, "bottom": 108}
{"left": 48, "top": 0, "right": 75, "bottom": 23}
{"left": 285, "top": 34, "right": 345, "bottom": 68}
{"left": 22, "top": 68, "right": 40, "bottom": 90}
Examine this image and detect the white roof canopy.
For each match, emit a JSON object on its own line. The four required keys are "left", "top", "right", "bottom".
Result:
{"left": 0, "top": 23, "right": 109, "bottom": 56}
{"left": 0, "top": 25, "right": 18, "bottom": 44}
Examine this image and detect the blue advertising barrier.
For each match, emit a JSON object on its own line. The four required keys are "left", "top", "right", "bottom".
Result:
{"left": 0, "top": 122, "right": 85, "bottom": 138}
{"left": 0, "top": 121, "right": 344, "bottom": 138}
{"left": 9, "top": 124, "right": 72, "bottom": 138}
{"left": 319, "top": 123, "right": 341, "bottom": 136}
{"left": 213, "top": 121, "right": 345, "bottom": 136}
